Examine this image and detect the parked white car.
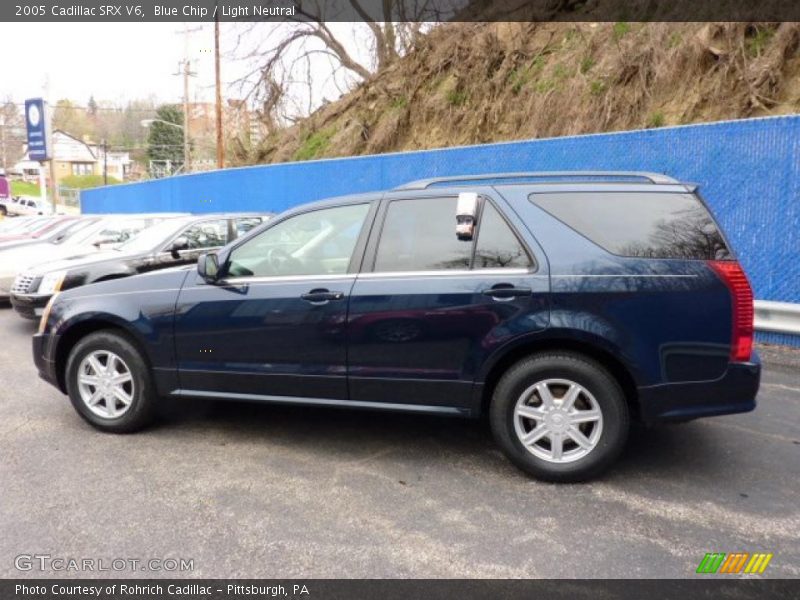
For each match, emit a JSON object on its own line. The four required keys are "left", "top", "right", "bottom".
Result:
{"left": 7, "top": 196, "right": 53, "bottom": 216}
{"left": 0, "top": 214, "right": 180, "bottom": 299}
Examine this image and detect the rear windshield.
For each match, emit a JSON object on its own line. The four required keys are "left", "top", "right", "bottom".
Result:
{"left": 530, "top": 192, "right": 731, "bottom": 260}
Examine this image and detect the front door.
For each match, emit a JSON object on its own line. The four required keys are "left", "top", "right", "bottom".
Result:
{"left": 173, "top": 202, "right": 373, "bottom": 400}
{"left": 347, "top": 193, "right": 548, "bottom": 411}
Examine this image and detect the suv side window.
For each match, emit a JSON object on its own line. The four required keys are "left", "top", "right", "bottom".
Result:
{"left": 180, "top": 219, "right": 229, "bottom": 250}
{"left": 227, "top": 204, "right": 369, "bottom": 278}
{"left": 474, "top": 202, "right": 533, "bottom": 269}
{"left": 374, "top": 197, "right": 472, "bottom": 272}
{"left": 235, "top": 217, "right": 263, "bottom": 235}
{"left": 531, "top": 192, "right": 731, "bottom": 260}
{"left": 95, "top": 218, "right": 148, "bottom": 244}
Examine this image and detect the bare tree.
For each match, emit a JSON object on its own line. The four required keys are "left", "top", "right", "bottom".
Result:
{"left": 0, "top": 98, "right": 25, "bottom": 171}
{"left": 232, "top": 0, "right": 434, "bottom": 126}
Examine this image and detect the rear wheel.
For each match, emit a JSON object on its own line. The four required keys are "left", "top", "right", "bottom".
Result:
{"left": 490, "top": 352, "right": 629, "bottom": 482}
{"left": 65, "top": 331, "right": 156, "bottom": 433}
{"left": 0, "top": 206, "right": 6, "bottom": 216}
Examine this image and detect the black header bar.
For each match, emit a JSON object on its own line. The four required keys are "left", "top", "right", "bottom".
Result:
{"left": 4, "top": 0, "right": 800, "bottom": 23}
{"left": 2, "top": 579, "right": 799, "bottom": 600}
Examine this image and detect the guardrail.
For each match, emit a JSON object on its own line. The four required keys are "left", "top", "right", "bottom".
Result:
{"left": 755, "top": 301, "right": 800, "bottom": 336}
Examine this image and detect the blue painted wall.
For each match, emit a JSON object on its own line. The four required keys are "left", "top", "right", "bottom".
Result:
{"left": 83, "top": 116, "right": 799, "bottom": 344}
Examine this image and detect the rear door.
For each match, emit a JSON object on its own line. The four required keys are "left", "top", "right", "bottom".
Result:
{"left": 347, "top": 191, "right": 548, "bottom": 412}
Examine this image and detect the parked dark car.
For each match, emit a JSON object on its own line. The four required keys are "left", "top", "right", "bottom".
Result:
{"left": 32, "top": 173, "right": 759, "bottom": 482}
{"left": 0, "top": 214, "right": 186, "bottom": 302}
{"left": 12, "top": 213, "right": 269, "bottom": 319}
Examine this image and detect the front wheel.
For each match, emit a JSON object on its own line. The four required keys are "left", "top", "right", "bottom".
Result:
{"left": 490, "top": 352, "right": 629, "bottom": 482}
{"left": 65, "top": 330, "right": 156, "bottom": 433}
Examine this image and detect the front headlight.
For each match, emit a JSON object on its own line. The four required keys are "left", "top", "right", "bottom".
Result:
{"left": 38, "top": 270, "right": 67, "bottom": 295}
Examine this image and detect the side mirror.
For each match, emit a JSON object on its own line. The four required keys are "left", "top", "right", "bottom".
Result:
{"left": 456, "top": 192, "right": 479, "bottom": 241}
{"left": 198, "top": 252, "right": 219, "bottom": 282}
{"left": 170, "top": 236, "right": 189, "bottom": 258}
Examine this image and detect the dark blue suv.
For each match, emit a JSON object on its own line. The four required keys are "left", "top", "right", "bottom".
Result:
{"left": 32, "top": 172, "right": 759, "bottom": 481}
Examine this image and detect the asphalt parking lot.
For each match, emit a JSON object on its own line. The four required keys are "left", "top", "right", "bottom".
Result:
{"left": 0, "top": 307, "right": 798, "bottom": 579}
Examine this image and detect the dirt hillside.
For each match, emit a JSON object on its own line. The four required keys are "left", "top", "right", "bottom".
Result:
{"left": 247, "top": 22, "right": 800, "bottom": 165}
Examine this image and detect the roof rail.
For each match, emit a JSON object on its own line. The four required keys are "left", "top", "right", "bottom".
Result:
{"left": 394, "top": 171, "right": 679, "bottom": 190}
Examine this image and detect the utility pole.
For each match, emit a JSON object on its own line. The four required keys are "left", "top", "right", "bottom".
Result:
{"left": 182, "top": 59, "right": 192, "bottom": 173}
{"left": 39, "top": 163, "right": 47, "bottom": 206}
{"left": 175, "top": 24, "right": 200, "bottom": 174}
{"left": 214, "top": 6, "right": 224, "bottom": 169}
{"left": 48, "top": 160, "right": 58, "bottom": 212}
{"left": 0, "top": 115, "right": 6, "bottom": 172}
{"left": 102, "top": 139, "right": 108, "bottom": 185}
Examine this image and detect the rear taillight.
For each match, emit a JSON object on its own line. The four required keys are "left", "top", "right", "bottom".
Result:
{"left": 708, "top": 260, "right": 754, "bottom": 362}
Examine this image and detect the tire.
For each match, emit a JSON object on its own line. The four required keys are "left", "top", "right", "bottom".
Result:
{"left": 65, "top": 330, "right": 156, "bottom": 433}
{"left": 490, "top": 352, "right": 629, "bottom": 483}
{"left": 0, "top": 206, "right": 6, "bottom": 216}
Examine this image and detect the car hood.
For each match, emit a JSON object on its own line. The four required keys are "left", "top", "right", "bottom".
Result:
{"left": 0, "top": 243, "right": 104, "bottom": 277}
{"left": 0, "top": 234, "right": 32, "bottom": 243}
{"left": 25, "top": 250, "right": 141, "bottom": 275}
{"left": 0, "top": 237, "right": 41, "bottom": 252}
{"left": 58, "top": 266, "right": 193, "bottom": 302}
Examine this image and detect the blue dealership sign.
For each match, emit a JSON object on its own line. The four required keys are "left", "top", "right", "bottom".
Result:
{"left": 25, "top": 98, "right": 51, "bottom": 161}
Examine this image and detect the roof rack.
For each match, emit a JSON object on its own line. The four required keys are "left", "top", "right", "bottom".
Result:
{"left": 394, "top": 171, "right": 679, "bottom": 190}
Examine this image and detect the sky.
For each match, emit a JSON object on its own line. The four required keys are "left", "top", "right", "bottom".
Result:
{"left": 1, "top": 23, "right": 222, "bottom": 105}
{"left": 0, "top": 22, "right": 368, "bottom": 110}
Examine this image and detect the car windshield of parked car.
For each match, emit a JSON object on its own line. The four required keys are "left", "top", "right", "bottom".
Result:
{"left": 31, "top": 218, "right": 80, "bottom": 238}
{"left": 115, "top": 219, "right": 190, "bottom": 254}
{"left": 62, "top": 217, "right": 152, "bottom": 247}
{"left": 49, "top": 218, "right": 103, "bottom": 244}
{"left": 17, "top": 218, "right": 56, "bottom": 237}
{"left": 226, "top": 204, "right": 369, "bottom": 278}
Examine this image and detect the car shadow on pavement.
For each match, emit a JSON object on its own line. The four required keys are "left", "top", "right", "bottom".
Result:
{"left": 154, "top": 396, "right": 725, "bottom": 482}
{"left": 160, "top": 398, "right": 496, "bottom": 455}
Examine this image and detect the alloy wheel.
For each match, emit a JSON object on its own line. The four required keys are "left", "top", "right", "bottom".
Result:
{"left": 77, "top": 350, "right": 135, "bottom": 419}
{"left": 513, "top": 378, "right": 603, "bottom": 463}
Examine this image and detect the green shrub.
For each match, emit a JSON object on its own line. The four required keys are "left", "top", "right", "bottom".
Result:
{"left": 647, "top": 111, "right": 666, "bottom": 128}
{"left": 745, "top": 27, "right": 774, "bottom": 58}
{"left": 507, "top": 55, "right": 549, "bottom": 94}
{"left": 11, "top": 181, "right": 41, "bottom": 196}
{"left": 589, "top": 80, "right": 607, "bottom": 96}
{"left": 552, "top": 63, "right": 570, "bottom": 80}
{"left": 534, "top": 79, "right": 556, "bottom": 94}
{"left": 446, "top": 89, "right": 468, "bottom": 106}
{"left": 390, "top": 96, "right": 408, "bottom": 109}
{"left": 580, "top": 56, "right": 596, "bottom": 74}
{"left": 60, "top": 174, "right": 121, "bottom": 189}
{"left": 293, "top": 128, "right": 335, "bottom": 161}
{"left": 613, "top": 22, "right": 631, "bottom": 42}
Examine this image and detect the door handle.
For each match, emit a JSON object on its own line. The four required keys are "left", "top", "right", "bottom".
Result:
{"left": 482, "top": 284, "right": 532, "bottom": 300}
{"left": 301, "top": 289, "right": 345, "bottom": 304}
